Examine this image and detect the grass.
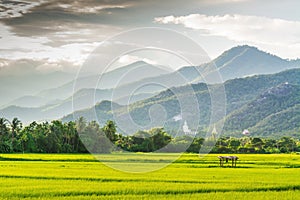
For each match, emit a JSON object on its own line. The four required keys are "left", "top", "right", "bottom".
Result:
{"left": 0, "top": 153, "right": 300, "bottom": 199}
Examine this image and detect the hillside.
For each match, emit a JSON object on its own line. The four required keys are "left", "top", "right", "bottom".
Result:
{"left": 62, "top": 68, "right": 300, "bottom": 137}
{"left": 251, "top": 104, "right": 300, "bottom": 137}
{"left": 223, "top": 83, "right": 300, "bottom": 136}
{"left": 36, "top": 61, "right": 171, "bottom": 101}
{"left": 2, "top": 45, "right": 300, "bottom": 131}
{"left": 14, "top": 45, "right": 299, "bottom": 108}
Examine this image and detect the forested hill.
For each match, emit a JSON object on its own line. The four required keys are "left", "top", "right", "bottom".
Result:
{"left": 224, "top": 83, "right": 300, "bottom": 136}
{"left": 62, "top": 68, "right": 300, "bottom": 138}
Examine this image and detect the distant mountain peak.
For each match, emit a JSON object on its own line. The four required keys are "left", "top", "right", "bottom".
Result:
{"left": 95, "top": 100, "right": 121, "bottom": 111}
{"left": 130, "top": 60, "right": 149, "bottom": 65}
{"left": 231, "top": 44, "right": 257, "bottom": 51}
{"left": 216, "top": 44, "right": 281, "bottom": 62}
{"left": 204, "top": 44, "right": 292, "bottom": 82}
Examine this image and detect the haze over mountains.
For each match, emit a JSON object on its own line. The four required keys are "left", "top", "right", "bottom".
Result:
{"left": 62, "top": 68, "right": 300, "bottom": 137}
{"left": 0, "top": 70, "right": 74, "bottom": 108}
{"left": 1, "top": 45, "right": 300, "bottom": 137}
{"left": 3, "top": 45, "right": 299, "bottom": 108}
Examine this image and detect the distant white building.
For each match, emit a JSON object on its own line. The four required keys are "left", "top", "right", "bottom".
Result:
{"left": 173, "top": 114, "right": 182, "bottom": 122}
{"left": 211, "top": 125, "right": 218, "bottom": 140}
{"left": 242, "top": 129, "right": 250, "bottom": 135}
{"left": 183, "top": 121, "right": 195, "bottom": 135}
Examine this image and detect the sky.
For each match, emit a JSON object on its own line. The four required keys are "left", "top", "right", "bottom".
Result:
{"left": 0, "top": 0, "right": 300, "bottom": 74}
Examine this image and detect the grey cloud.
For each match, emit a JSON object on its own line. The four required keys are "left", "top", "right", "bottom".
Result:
{"left": 1, "top": 0, "right": 211, "bottom": 37}
{"left": 0, "top": 0, "right": 44, "bottom": 19}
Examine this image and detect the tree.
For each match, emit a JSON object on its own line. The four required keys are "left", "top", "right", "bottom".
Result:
{"left": 64, "top": 121, "right": 78, "bottom": 152}
{"left": 0, "top": 118, "right": 11, "bottom": 153}
{"left": 149, "top": 128, "right": 171, "bottom": 151}
{"left": 278, "top": 137, "right": 297, "bottom": 153}
{"left": 34, "top": 122, "right": 47, "bottom": 153}
{"left": 131, "top": 131, "right": 153, "bottom": 152}
{"left": 251, "top": 137, "right": 265, "bottom": 152}
{"left": 76, "top": 117, "right": 87, "bottom": 134}
{"left": 20, "top": 121, "right": 38, "bottom": 153}
{"left": 102, "top": 120, "right": 117, "bottom": 143}
{"left": 81, "top": 121, "right": 112, "bottom": 153}
{"left": 10, "top": 117, "right": 22, "bottom": 152}
{"left": 187, "top": 137, "right": 204, "bottom": 153}
{"left": 1, "top": 116, "right": 300, "bottom": 154}
{"left": 229, "top": 138, "right": 241, "bottom": 153}
{"left": 0, "top": 118, "right": 9, "bottom": 136}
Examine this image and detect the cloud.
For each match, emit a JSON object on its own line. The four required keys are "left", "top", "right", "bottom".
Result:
{"left": 155, "top": 14, "right": 300, "bottom": 58}
{"left": 0, "top": 23, "right": 51, "bottom": 50}
{"left": 0, "top": 22, "right": 102, "bottom": 66}
{"left": 57, "top": 4, "right": 127, "bottom": 14}
{"left": 0, "top": 41, "right": 100, "bottom": 66}
{"left": 0, "top": 59, "right": 44, "bottom": 76}
{"left": 0, "top": 0, "right": 131, "bottom": 19}
{"left": 0, "top": 58, "right": 82, "bottom": 75}
{"left": 155, "top": 14, "right": 300, "bottom": 46}
{"left": 0, "top": 0, "right": 45, "bottom": 19}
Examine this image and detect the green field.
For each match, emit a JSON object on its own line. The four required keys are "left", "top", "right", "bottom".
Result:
{"left": 0, "top": 153, "right": 300, "bottom": 199}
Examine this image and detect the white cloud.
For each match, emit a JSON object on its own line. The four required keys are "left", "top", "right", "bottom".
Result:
{"left": 56, "top": 2, "right": 128, "bottom": 14}
{"left": 0, "top": 23, "right": 51, "bottom": 50}
{"left": 0, "top": 23, "right": 101, "bottom": 66}
{"left": 75, "top": 5, "right": 126, "bottom": 13}
{"left": 2, "top": 42, "right": 100, "bottom": 66}
{"left": 155, "top": 14, "right": 300, "bottom": 59}
{"left": 0, "top": 59, "right": 9, "bottom": 68}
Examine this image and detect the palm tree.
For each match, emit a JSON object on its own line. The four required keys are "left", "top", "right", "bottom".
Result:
{"left": 0, "top": 117, "right": 9, "bottom": 137}
{"left": 10, "top": 117, "right": 22, "bottom": 150}
{"left": 103, "top": 120, "right": 117, "bottom": 142}
{"left": 76, "top": 117, "right": 86, "bottom": 134}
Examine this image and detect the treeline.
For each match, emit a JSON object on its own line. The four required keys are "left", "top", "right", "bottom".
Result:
{"left": 0, "top": 117, "right": 299, "bottom": 153}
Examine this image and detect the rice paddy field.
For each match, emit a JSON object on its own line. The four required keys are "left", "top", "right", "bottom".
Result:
{"left": 0, "top": 153, "right": 300, "bottom": 199}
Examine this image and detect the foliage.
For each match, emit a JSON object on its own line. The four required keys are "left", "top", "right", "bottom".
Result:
{"left": 0, "top": 117, "right": 299, "bottom": 154}
{"left": 62, "top": 68, "right": 300, "bottom": 137}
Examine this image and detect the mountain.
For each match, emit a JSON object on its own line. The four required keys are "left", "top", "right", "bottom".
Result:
{"left": 0, "top": 105, "right": 43, "bottom": 122}
{"left": 67, "top": 44, "right": 300, "bottom": 98}
{"left": 200, "top": 45, "right": 298, "bottom": 82}
{"left": 2, "top": 60, "right": 185, "bottom": 120}
{"left": 224, "top": 68, "right": 300, "bottom": 113}
{"left": 8, "top": 45, "right": 299, "bottom": 109}
{"left": 5, "top": 95, "right": 50, "bottom": 108}
{"left": 3, "top": 45, "right": 300, "bottom": 131}
{"left": 0, "top": 87, "right": 157, "bottom": 124}
{"left": 250, "top": 104, "right": 300, "bottom": 137}
{"left": 223, "top": 83, "right": 300, "bottom": 136}
{"left": 2, "top": 67, "right": 299, "bottom": 135}
{"left": 62, "top": 68, "right": 300, "bottom": 137}
{"left": 0, "top": 71, "right": 74, "bottom": 107}
{"left": 36, "top": 61, "right": 171, "bottom": 101}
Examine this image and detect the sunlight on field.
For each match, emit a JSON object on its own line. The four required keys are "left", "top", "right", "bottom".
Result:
{"left": 0, "top": 153, "right": 300, "bottom": 199}
{"left": 94, "top": 153, "right": 182, "bottom": 173}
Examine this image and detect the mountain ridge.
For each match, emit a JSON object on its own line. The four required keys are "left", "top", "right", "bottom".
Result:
{"left": 61, "top": 68, "right": 300, "bottom": 137}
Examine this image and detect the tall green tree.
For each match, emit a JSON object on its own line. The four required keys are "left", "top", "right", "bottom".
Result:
{"left": 0, "top": 118, "right": 8, "bottom": 134}
{"left": 0, "top": 117, "right": 11, "bottom": 152}
{"left": 10, "top": 117, "right": 22, "bottom": 152}
{"left": 102, "top": 120, "right": 117, "bottom": 143}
